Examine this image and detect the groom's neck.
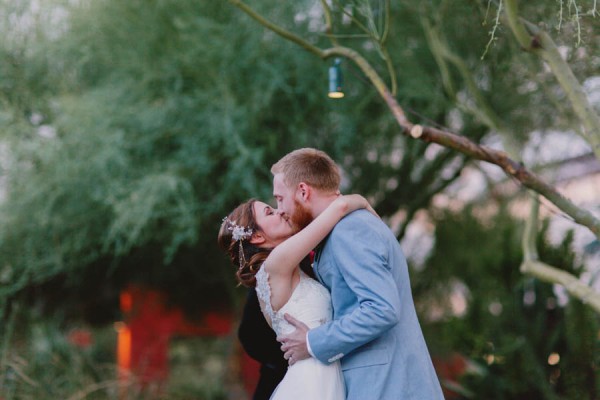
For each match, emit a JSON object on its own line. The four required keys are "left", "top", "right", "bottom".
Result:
{"left": 310, "top": 193, "right": 339, "bottom": 218}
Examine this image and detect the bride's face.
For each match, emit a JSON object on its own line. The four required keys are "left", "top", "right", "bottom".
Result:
{"left": 252, "top": 201, "right": 294, "bottom": 247}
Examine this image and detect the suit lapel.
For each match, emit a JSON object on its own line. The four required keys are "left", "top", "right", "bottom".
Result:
{"left": 312, "top": 243, "right": 325, "bottom": 284}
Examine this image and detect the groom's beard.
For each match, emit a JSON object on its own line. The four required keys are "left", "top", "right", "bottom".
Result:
{"left": 290, "top": 199, "right": 314, "bottom": 233}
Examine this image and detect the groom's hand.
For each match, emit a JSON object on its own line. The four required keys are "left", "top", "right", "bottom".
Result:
{"left": 278, "top": 313, "right": 310, "bottom": 366}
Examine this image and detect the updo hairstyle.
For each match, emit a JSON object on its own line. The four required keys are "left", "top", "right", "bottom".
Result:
{"left": 218, "top": 199, "right": 272, "bottom": 288}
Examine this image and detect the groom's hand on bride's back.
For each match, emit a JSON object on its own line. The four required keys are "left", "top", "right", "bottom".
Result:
{"left": 277, "top": 313, "right": 310, "bottom": 366}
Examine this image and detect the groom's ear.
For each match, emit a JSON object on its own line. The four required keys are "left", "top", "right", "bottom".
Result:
{"left": 297, "top": 182, "right": 311, "bottom": 202}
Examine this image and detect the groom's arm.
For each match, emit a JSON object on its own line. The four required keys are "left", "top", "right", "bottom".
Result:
{"left": 307, "top": 212, "right": 401, "bottom": 364}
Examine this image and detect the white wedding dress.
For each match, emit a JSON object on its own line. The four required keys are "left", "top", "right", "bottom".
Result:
{"left": 255, "top": 265, "right": 345, "bottom": 400}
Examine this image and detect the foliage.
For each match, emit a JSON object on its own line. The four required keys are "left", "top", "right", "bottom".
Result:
{"left": 1, "top": 305, "right": 118, "bottom": 399}
{"left": 0, "top": 0, "right": 597, "bottom": 398}
{"left": 416, "top": 205, "right": 599, "bottom": 399}
{"left": 0, "top": 304, "right": 230, "bottom": 399}
{"left": 0, "top": 0, "right": 475, "bottom": 315}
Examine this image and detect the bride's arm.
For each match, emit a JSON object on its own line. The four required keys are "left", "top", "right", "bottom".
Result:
{"left": 264, "top": 194, "right": 374, "bottom": 276}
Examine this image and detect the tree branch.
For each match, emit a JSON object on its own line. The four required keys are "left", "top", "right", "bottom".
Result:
{"left": 504, "top": 0, "right": 600, "bottom": 160}
{"left": 522, "top": 194, "right": 540, "bottom": 262}
{"left": 422, "top": 18, "right": 522, "bottom": 158}
{"left": 331, "top": 0, "right": 376, "bottom": 39}
{"left": 228, "top": 0, "right": 325, "bottom": 58}
{"left": 521, "top": 259, "right": 600, "bottom": 314}
{"left": 520, "top": 193, "right": 600, "bottom": 314}
{"left": 504, "top": 0, "right": 531, "bottom": 49}
{"left": 229, "top": 0, "right": 600, "bottom": 239}
{"left": 320, "top": 0, "right": 340, "bottom": 47}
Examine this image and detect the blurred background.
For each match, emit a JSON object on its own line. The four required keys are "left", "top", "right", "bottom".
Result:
{"left": 0, "top": 0, "right": 598, "bottom": 399}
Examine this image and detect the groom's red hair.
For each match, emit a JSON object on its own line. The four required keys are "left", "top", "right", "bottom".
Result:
{"left": 271, "top": 148, "right": 341, "bottom": 193}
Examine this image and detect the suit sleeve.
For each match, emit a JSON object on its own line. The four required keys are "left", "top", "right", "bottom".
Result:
{"left": 307, "top": 212, "right": 401, "bottom": 364}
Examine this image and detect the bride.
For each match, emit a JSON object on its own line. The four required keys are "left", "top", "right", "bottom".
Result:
{"left": 218, "top": 194, "right": 375, "bottom": 400}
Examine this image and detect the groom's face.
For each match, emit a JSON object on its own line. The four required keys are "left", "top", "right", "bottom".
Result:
{"left": 290, "top": 198, "right": 313, "bottom": 232}
{"left": 273, "top": 173, "right": 313, "bottom": 232}
{"left": 273, "top": 173, "right": 296, "bottom": 216}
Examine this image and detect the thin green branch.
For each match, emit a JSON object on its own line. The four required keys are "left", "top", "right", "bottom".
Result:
{"left": 331, "top": 0, "right": 377, "bottom": 40}
{"left": 379, "top": 0, "right": 397, "bottom": 96}
{"left": 558, "top": 0, "right": 564, "bottom": 31}
{"left": 228, "top": 0, "right": 325, "bottom": 58}
{"left": 484, "top": 0, "right": 494, "bottom": 23}
{"left": 504, "top": 0, "right": 530, "bottom": 48}
{"left": 482, "top": 0, "right": 504, "bottom": 59}
{"left": 360, "top": 1, "right": 380, "bottom": 40}
{"left": 503, "top": 2, "right": 600, "bottom": 159}
{"left": 381, "top": 0, "right": 391, "bottom": 45}
{"left": 568, "top": 0, "right": 582, "bottom": 45}
{"left": 317, "top": 33, "right": 371, "bottom": 39}
{"left": 422, "top": 18, "right": 456, "bottom": 97}
{"left": 381, "top": 46, "right": 397, "bottom": 96}
{"left": 424, "top": 18, "right": 522, "bottom": 157}
{"left": 320, "top": 0, "right": 340, "bottom": 46}
{"left": 522, "top": 195, "right": 540, "bottom": 262}
{"left": 521, "top": 259, "right": 600, "bottom": 314}
{"left": 519, "top": 194, "right": 600, "bottom": 315}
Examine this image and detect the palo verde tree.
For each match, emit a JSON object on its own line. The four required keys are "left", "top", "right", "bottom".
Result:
{"left": 227, "top": 0, "right": 600, "bottom": 312}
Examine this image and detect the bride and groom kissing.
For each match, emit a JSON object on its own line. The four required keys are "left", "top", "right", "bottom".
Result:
{"left": 218, "top": 148, "right": 444, "bottom": 400}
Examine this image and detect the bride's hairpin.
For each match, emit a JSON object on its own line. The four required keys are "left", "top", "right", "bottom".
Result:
{"left": 222, "top": 217, "right": 253, "bottom": 270}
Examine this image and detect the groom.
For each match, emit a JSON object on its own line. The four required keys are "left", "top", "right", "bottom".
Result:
{"left": 272, "top": 148, "right": 444, "bottom": 400}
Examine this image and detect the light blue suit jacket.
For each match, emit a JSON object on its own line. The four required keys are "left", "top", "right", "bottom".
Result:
{"left": 308, "top": 210, "right": 444, "bottom": 400}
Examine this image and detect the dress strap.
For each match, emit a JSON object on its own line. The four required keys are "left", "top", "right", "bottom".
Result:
{"left": 255, "top": 264, "right": 275, "bottom": 322}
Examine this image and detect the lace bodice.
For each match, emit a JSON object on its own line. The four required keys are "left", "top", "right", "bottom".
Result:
{"left": 255, "top": 264, "right": 332, "bottom": 336}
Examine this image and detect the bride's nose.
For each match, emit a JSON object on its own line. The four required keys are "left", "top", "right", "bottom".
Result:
{"left": 276, "top": 209, "right": 287, "bottom": 218}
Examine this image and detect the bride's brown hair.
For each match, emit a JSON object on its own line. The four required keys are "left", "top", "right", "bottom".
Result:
{"left": 218, "top": 199, "right": 272, "bottom": 288}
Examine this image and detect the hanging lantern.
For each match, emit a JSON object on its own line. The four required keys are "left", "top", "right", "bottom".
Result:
{"left": 328, "top": 58, "right": 344, "bottom": 99}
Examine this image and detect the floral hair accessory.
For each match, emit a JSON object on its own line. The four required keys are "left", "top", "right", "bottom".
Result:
{"left": 222, "top": 217, "right": 253, "bottom": 271}
{"left": 222, "top": 217, "right": 253, "bottom": 242}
